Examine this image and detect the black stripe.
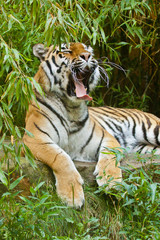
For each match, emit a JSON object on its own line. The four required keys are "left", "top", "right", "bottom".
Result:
{"left": 102, "top": 117, "right": 126, "bottom": 146}
{"left": 132, "top": 124, "right": 136, "bottom": 137}
{"left": 109, "top": 120, "right": 127, "bottom": 146}
{"left": 76, "top": 113, "right": 89, "bottom": 125}
{"left": 110, "top": 120, "right": 123, "bottom": 133}
{"left": 114, "top": 108, "right": 140, "bottom": 131}
{"left": 89, "top": 107, "right": 130, "bottom": 127}
{"left": 39, "top": 142, "right": 55, "bottom": 145}
{"left": 36, "top": 97, "right": 69, "bottom": 133}
{"left": 106, "top": 119, "right": 127, "bottom": 146}
{"left": 144, "top": 114, "right": 152, "bottom": 129}
{"left": 92, "top": 107, "right": 124, "bottom": 118}
{"left": 70, "top": 114, "right": 89, "bottom": 134}
{"left": 89, "top": 74, "right": 94, "bottom": 84}
{"left": 80, "top": 123, "right": 96, "bottom": 153}
{"left": 57, "top": 67, "right": 62, "bottom": 74}
{"left": 36, "top": 110, "right": 60, "bottom": 142}
{"left": 153, "top": 146, "right": 158, "bottom": 152}
{"left": 52, "top": 55, "right": 59, "bottom": 67}
{"left": 103, "top": 119, "right": 116, "bottom": 134}
{"left": 91, "top": 112, "right": 127, "bottom": 146}
{"left": 137, "top": 144, "right": 146, "bottom": 153}
{"left": 154, "top": 125, "right": 160, "bottom": 145}
{"left": 116, "top": 108, "right": 141, "bottom": 125}
{"left": 34, "top": 122, "right": 52, "bottom": 140}
{"left": 132, "top": 117, "right": 136, "bottom": 138}
{"left": 31, "top": 104, "right": 39, "bottom": 110}
{"left": 54, "top": 76, "right": 58, "bottom": 84}
{"left": 47, "top": 50, "right": 53, "bottom": 59}
{"left": 142, "top": 121, "right": 150, "bottom": 143}
{"left": 117, "top": 108, "right": 141, "bottom": 124}
{"left": 46, "top": 60, "right": 53, "bottom": 75}
{"left": 95, "top": 130, "right": 104, "bottom": 160}
{"left": 41, "top": 65, "right": 52, "bottom": 90}
{"left": 71, "top": 113, "right": 89, "bottom": 124}
{"left": 91, "top": 114, "right": 115, "bottom": 133}
{"left": 91, "top": 114, "right": 122, "bottom": 145}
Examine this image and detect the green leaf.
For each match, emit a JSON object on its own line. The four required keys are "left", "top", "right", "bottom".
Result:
{"left": 23, "top": 144, "right": 37, "bottom": 169}
{"left": 30, "top": 77, "right": 43, "bottom": 95}
{"left": 12, "top": 48, "right": 20, "bottom": 62}
{"left": 150, "top": 183, "right": 157, "bottom": 203}
{"left": 0, "top": 168, "right": 8, "bottom": 186}
{"left": 15, "top": 126, "right": 21, "bottom": 138}
{"left": 1, "top": 102, "right": 13, "bottom": 118}
{"left": 126, "top": 23, "right": 135, "bottom": 37}
{"left": 65, "top": 218, "right": 74, "bottom": 223}
{"left": 9, "top": 176, "right": 24, "bottom": 190}
{"left": 34, "top": 182, "right": 45, "bottom": 192}
{"left": 100, "top": 27, "right": 106, "bottom": 43}
{"left": 8, "top": 14, "right": 25, "bottom": 30}
{"left": 23, "top": 128, "right": 34, "bottom": 137}
{"left": 57, "top": 9, "right": 63, "bottom": 24}
{"left": 0, "top": 117, "right": 3, "bottom": 132}
{"left": 0, "top": 133, "right": 6, "bottom": 145}
{"left": 76, "top": 4, "right": 84, "bottom": 17}
{"left": 92, "top": 30, "right": 97, "bottom": 45}
{"left": 123, "top": 199, "right": 135, "bottom": 206}
{"left": 116, "top": 42, "right": 129, "bottom": 46}
{"left": 2, "top": 192, "right": 11, "bottom": 197}
{"left": 19, "top": 196, "right": 34, "bottom": 206}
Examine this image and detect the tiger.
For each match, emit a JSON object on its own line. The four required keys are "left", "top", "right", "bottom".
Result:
{"left": 23, "top": 42, "right": 160, "bottom": 208}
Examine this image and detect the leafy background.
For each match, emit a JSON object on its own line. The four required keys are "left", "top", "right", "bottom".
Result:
{"left": 1, "top": 0, "right": 160, "bottom": 131}
{"left": 0, "top": 0, "right": 160, "bottom": 239}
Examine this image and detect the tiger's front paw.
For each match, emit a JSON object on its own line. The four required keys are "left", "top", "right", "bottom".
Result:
{"left": 94, "top": 162, "right": 122, "bottom": 190}
{"left": 55, "top": 172, "right": 84, "bottom": 208}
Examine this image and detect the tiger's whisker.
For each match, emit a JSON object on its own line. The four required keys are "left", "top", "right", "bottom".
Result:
{"left": 98, "top": 66, "right": 109, "bottom": 87}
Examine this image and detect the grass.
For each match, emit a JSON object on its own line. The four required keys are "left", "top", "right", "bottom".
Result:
{"left": 0, "top": 159, "right": 160, "bottom": 240}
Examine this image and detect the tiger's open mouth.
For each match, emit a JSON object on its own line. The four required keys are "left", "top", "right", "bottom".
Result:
{"left": 67, "top": 67, "right": 94, "bottom": 101}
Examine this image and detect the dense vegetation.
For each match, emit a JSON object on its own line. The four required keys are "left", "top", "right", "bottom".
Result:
{"left": 0, "top": 0, "right": 160, "bottom": 239}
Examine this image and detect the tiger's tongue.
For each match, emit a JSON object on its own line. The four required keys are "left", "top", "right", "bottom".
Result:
{"left": 74, "top": 81, "right": 92, "bottom": 101}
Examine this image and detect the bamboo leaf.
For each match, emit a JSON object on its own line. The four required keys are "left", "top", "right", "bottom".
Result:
{"left": 34, "top": 182, "right": 45, "bottom": 192}
{"left": 150, "top": 183, "right": 157, "bottom": 203}
{"left": 126, "top": 23, "right": 135, "bottom": 37}
{"left": 100, "top": 27, "right": 106, "bottom": 43}
{"left": 0, "top": 168, "right": 8, "bottom": 186}
{"left": 9, "top": 176, "right": 24, "bottom": 190}
{"left": 15, "top": 126, "right": 21, "bottom": 138}
{"left": 8, "top": 14, "right": 25, "bottom": 30}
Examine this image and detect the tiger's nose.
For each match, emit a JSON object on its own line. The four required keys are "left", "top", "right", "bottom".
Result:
{"left": 80, "top": 52, "right": 91, "bottom": 61}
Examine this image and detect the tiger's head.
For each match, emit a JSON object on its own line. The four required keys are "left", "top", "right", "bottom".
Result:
{"left": 33, "top": 42, "right": 101, "bottom": 101}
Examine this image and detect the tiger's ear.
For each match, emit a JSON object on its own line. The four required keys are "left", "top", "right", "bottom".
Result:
{"left": 33, "top": 44, "right": 49, "bottom": 61}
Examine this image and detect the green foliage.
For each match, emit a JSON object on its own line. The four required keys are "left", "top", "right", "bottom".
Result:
{"left": 0, "top": 163, "right": 160, "bottom": 239}
{"left": 0, "top": 0, "right": 160, "bottom": 117}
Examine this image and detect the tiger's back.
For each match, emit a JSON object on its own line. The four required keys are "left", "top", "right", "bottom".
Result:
{"left": 89, "top": 106, "right": 160, "bottom": 154}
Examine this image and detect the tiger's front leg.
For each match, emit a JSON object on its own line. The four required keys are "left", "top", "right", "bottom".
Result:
{"left": 94, "top": 133, "right": 122, "bottom": 190}
{"left": 23, "top": 138, "right": 84, "bottom": 208}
